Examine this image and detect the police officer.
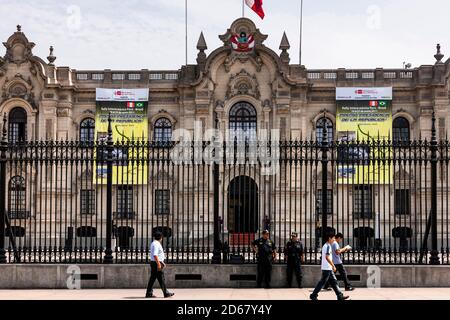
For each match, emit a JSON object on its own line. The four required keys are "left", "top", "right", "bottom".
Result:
{"left": 252, "top": 230, "right": 276, "bottom": 288}
{"left": 284, "top": 232, "right": 304, "bottom": 288}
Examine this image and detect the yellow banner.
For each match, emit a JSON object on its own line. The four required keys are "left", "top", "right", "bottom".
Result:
{"left": 93, "top": 89, "right": 148, "bottom": 185}
{"left": 336, "top": 91, "right": 392, "bottom": 185}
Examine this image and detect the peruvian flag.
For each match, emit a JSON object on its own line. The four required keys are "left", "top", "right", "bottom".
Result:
{"left": 245, "top": 0, "right": 265, "bottom": 19}
{"left": 369, "top": 101, "right": 378, "bottom": 107}
{"left": 126, "top": 102, "right": 135, "bottom": 109}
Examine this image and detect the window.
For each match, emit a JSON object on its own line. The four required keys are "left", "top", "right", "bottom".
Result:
{"left": 395, "top": 189, "right": 411, "bottom": 215}
{"left": 393, "top": 117, "right": 410, "bottom": 142}
{"left": 155, "top": 190, "right": 170, "bottom": 215}
{"left": 116, "top": 186, "right": 133, "bottom": 218}
{"left": 80, "top": 118, "right": 95, "bottom": 143}
{"left": 229, "top": 102, "right": 257, "bottom": 142}
{"left": 154, "top": 118, "right": 172, "bottom": 143}
{"left": 8, "top": 176, "right": 28, "bottom": 219}
{"left": 80, "top": 189, "right": 95, "bottom": 215}
{"left": 353, "top": 185, "right": 373, "bottom": 219}
{"left": 316, "top": 189, "right": 333, "bottom": 215}
{"left": 8, "top": 107, "right": 27, "bottom": 143}
{"left": 316, "top": 117, "right": 333, "bottom": 143}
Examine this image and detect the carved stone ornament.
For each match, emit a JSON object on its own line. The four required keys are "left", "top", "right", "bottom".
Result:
{"left": 1, "top": 73, "right": 34, "bottom": 103}
{"left": 57, "top": 108, "right": 70, "bottom": 117}
{"left": 225, "top": 69, "right": 260, "bottom": 100}
{"left": 3, "top": 26, "right": 35, "bottom": 65}
{"left": 219, "top": 18, "right": 267, "bottom": 72}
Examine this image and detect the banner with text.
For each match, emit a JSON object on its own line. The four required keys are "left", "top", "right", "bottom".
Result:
{"left": 94, "top": 88, "right": 148, "bottom": 185}
{"left": 336, "top": 87, "right": 393, "bottom": 185}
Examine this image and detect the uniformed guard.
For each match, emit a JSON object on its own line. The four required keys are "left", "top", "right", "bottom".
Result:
{"left": 284, "top": 232, "right": 304, "bottom": 288}
{"left": 252, "top": 230, "right": 276, "bottom": 288}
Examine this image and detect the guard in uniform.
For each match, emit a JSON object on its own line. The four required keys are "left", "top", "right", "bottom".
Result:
{"left": 252, "top": 230, "right": 276, "bottom": 288}
{"left": 284, "top": 232, "right": 304, "bottom": 288}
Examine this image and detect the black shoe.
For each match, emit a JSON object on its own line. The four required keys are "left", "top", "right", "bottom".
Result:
{"left": 298, "top": 285, "right": 303, "bottom": 289}
{"left": 309, "top": 294, "right": 318, "bottom": 301}
{"left": 338, "top": 295, "right": 350, "bottom": 301}
{"left": 264, "top": 285, "right": 271, "bottom": 289}
{"left": 345, "top": 287, "right": 355, "bottom": 291}
{"left": 164, "top": 292, "right": 175, "bottom": 298}
{"left": 145, "top": 293, "right": 156, "bottom": 298}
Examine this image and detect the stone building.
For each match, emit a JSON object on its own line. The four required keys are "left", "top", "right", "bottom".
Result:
{"left": 1, "top": 18, "right": 449, "bottom": 261}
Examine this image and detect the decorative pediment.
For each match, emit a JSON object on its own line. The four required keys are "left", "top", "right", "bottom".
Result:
{"left": 225, "top": 69, "right": 260, "bottom": 100}
{"left": 219, "top": 18, "right": 268, "bottom": 48}
{"left": 3, "top": 25, "right": 35, "bottom": 65}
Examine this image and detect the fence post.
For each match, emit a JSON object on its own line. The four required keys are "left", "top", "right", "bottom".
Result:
{"left": 321, "top": 114, "right": 329, "bottom": 245}
{"left": 429, "top": 111, "right": 440, "bottom": 264}
{"left": 211, "top": 115, "right": 221, "bottom": 264}
{"left": 0, "top": 114, "right": 7, "bottom": 263}
{"left": 103, "top": 114, "right": 114, "bottom": 264}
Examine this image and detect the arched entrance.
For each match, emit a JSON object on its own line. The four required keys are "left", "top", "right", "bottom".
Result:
{"left": 228, "top": 176, "right": 258, "bottom": 235}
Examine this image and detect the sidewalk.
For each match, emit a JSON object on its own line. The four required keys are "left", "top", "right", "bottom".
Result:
{"left": 0, "top": 288, "right": 449, "bottom": 300}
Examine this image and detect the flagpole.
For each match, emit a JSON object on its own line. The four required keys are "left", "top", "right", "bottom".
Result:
{"left": 299, "top": 0, "right": 303, "bottom": 66}
{"left": 185, "top": 0, "right": 188, "bottom": 65}
{"left": 242, "top": 0, "right": 245, "bottom": 17}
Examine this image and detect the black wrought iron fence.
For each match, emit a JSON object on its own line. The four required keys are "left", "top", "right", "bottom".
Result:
{"left": 0, "top": 114, "right": 448, "bottom": 264}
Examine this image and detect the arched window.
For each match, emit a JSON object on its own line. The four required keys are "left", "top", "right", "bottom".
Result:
{"left": 8, "top": 107, "right": 27, "bottom": 143}
{"left": 154, "top": 118, "right": 172, "bottom": 143}
{"left": 229, "top": 102, "right": 257, "bottom": 141}
{"left": 393, "top": 117, "right": 410, "bottom": 142}
{"left": 80, "top": 118, "right": 95, "bottom": 142}
{"left": 8, "top": 176, "right": 26, "bottom": 219}
{"left": 316, "top": 117, "right": 333, "bottom": 143}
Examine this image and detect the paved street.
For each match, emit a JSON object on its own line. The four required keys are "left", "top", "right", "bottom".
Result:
{"left": 0, "top": 288, "right": 449, "bottom": 300}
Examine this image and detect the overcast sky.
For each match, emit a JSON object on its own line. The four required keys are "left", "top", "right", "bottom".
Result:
{"left": 1, "top": 0, "right": 449, "bottom": 70}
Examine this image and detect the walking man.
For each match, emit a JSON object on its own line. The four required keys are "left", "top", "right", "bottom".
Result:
{"left": 284, "top": 232, "right": 304, "bottom": 288}
{"left": 252, "top": 230, "right": 276, "bottom": 288}
{"left": 145, "top": 232, "right": 174, "bottom": 298}
{"left": 310, "top": 232, "right": 349, "bottom": 301}
{"left": 323, "top": 232, "right": 354, "bottom": 291}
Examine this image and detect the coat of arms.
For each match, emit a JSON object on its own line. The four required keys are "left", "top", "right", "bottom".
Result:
{"left": 230, "top": 31, "right": 255, "bottom": 52}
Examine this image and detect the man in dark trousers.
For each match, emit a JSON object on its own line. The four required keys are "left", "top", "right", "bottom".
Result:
{"left": 252, "top": 230, "right": 276, "bottom": 288}
{"left": 284, "top": 232, "right": 304, "bottom": 288}
{"left": 310, "top": 232, "right": 349, "bottom": 301}
{"left": 323, "top": 232, "right": 354, "bottom": 291}
{"left": 145, "top": 232, "right": 174, "bottom": 298}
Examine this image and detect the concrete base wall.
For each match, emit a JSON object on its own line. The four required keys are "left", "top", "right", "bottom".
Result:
{"left": 0, "top": 264, "right": 449, "bottom": 289}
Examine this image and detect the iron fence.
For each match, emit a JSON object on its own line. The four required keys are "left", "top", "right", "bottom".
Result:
{"left": 0, "top": 114, "right": 448, "bottom": 264}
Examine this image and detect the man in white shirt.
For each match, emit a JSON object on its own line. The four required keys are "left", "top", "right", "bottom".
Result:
{"left": 323, "top": 232, "right": 354, "bottom": 291}
{"left": 145, "top": 232, "right": 174, "bottom": 298}
{"left": 310, "top": 232, "right": 349, "bottom": 301}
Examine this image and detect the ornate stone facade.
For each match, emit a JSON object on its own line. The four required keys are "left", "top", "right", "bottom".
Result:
{"left": 1, "top": 19, "right": 450, "bottom": 257}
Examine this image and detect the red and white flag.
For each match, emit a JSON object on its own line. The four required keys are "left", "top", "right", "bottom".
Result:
{"left": 245, "top": 0, "right": 265, "bottom": 19}
{"left": 127, "top": 102, "right": 135, "bottom": 109}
